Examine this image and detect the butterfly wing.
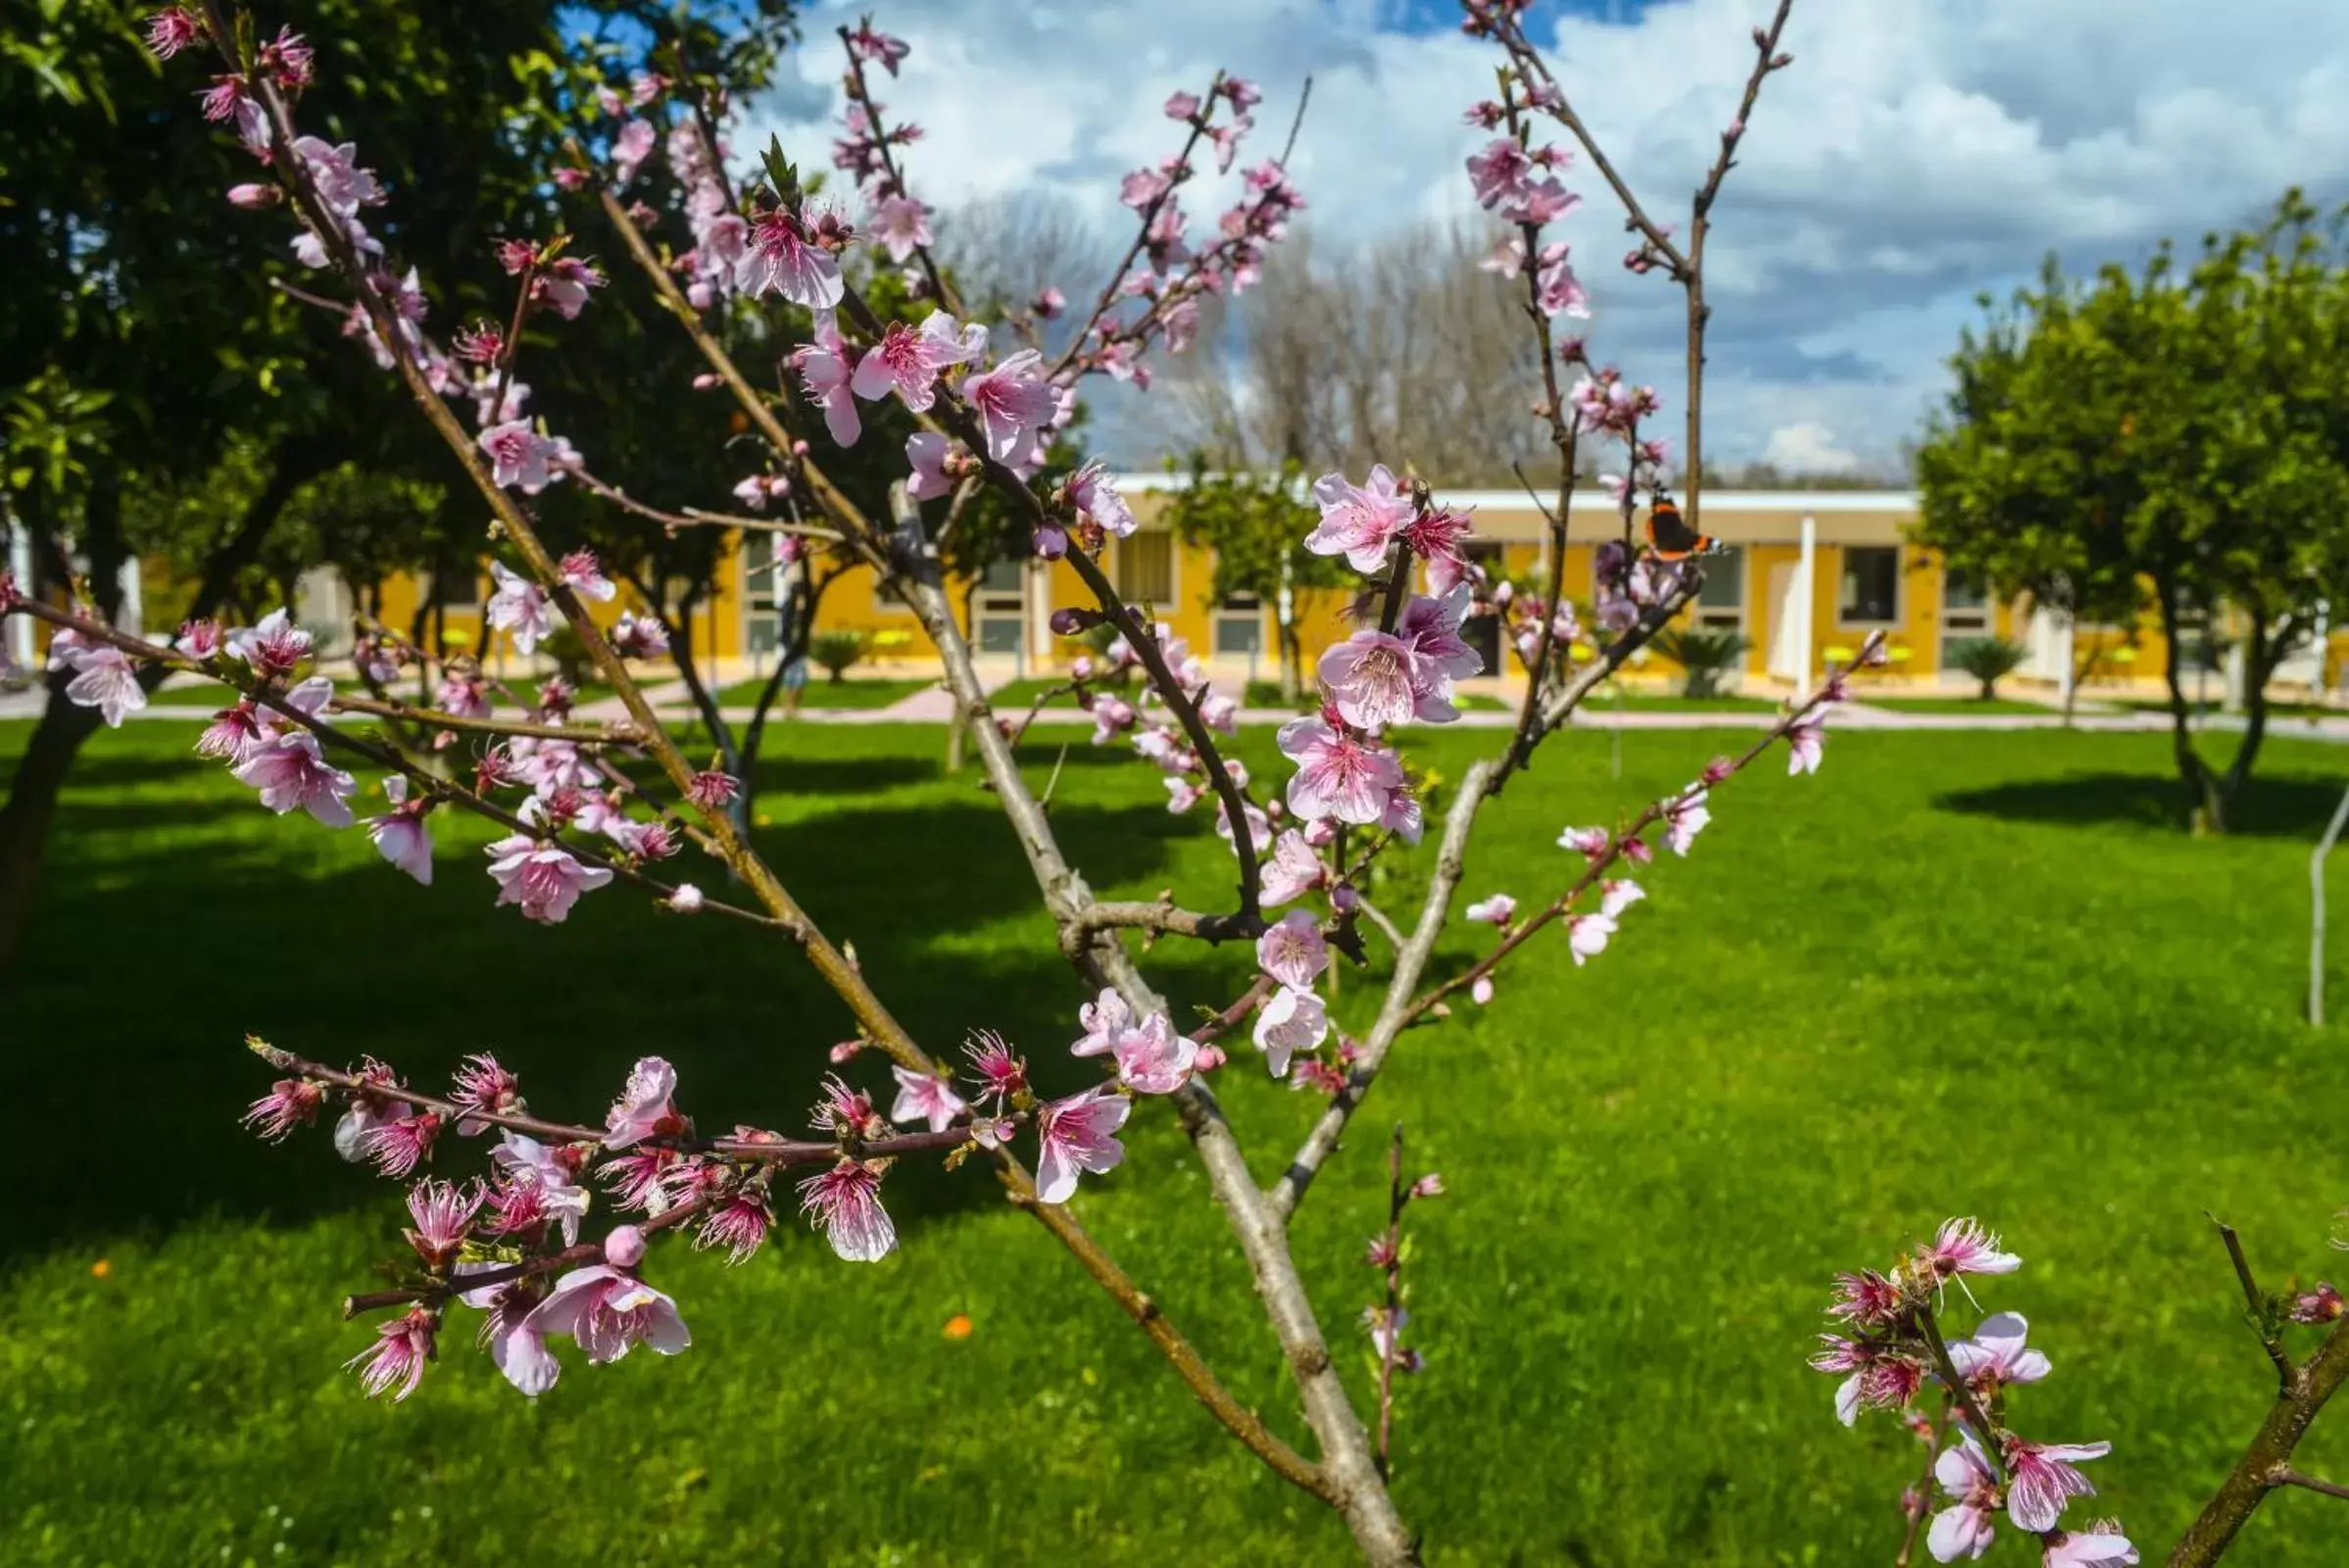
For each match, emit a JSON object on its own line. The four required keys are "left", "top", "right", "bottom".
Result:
{"left": 1646, "top": 496, "right": 1726, "bottom": 561}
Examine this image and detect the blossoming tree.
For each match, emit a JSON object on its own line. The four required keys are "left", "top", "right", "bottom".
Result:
{"left": 13, "top": 2, "right": 2348, "bottom": 1563}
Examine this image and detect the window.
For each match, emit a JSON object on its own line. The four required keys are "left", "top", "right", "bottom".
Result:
{"left": 1114, "top": 531, "right": 1175, "bottom": 606}
{"left": 431, "top": 568, "right": 481, "bottom": 608}
{"left": 1215, "top": 592, "right": 1264, "bottom": 655}
{"left": 1839, "top": 547, "right": 1900, "bottom": 625}
{"left": 1694, "top": 547, "right": 1743, "bottom": 631}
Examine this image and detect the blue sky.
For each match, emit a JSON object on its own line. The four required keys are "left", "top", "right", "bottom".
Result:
{"left": 746, "top": 0, "right": 2349, "bottom": 477}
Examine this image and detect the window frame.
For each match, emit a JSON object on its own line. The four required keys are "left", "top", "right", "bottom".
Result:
{"left": 1113, "top": 529, "right": 1179, "bottom": 609}
{"left": 1692, "top": 546, "right": 1745, "bottom": 634}
{"left": 1837, "top": 546, "right": 1903, "bottom": 629}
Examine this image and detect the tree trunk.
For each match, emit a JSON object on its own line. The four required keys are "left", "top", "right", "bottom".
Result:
{"left": 946, "top": 578, "right": 980, "bottom": 774}
{"left": 0, "top": 448, "right": 318, "bottom": 974}
{"left": 2157, "top": 580, "right": 2227, "bottom": 834}
{"left": 2222, "top": 610, "right": 2283, "bottom": 809}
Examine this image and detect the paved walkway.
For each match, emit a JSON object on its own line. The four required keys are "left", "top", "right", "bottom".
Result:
{"left": 13, "top": 675, "right": 2349, "bottom": 741}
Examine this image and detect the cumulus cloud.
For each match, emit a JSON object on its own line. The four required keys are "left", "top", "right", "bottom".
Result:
{"left": 745, "top": 0, "right": 2349, "bottom": 475}
{"left": 1762, "top": 420, "right": 1860, "bottom": 475}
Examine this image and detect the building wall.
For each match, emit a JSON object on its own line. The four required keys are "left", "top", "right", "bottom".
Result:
{"left": 197, "top": 481, "right": 2349, "bottom": 701}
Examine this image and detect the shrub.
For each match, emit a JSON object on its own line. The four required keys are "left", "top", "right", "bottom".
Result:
{"left": 1950, "top": 636, "right": 2028, "bottom": 700}
{"left": 1652, "top": 626, "right": 1750, "bottom": 698}
{"left": 809, "top": 630, "right": 867, "bottom": 683}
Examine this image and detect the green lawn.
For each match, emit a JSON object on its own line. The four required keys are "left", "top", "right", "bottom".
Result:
{"left": 988, "top": 675, "right": 1104, "bottom": 711}
{"left": 6, "top": 719, "right": 2349, "bottom": 1564}
{"left": 710, "top": 675, "right": 935, "bottom": 710}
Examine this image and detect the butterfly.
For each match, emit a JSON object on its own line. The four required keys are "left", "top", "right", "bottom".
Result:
{"left": 1644, "top": 488, "right": 1727, "bottom": 562}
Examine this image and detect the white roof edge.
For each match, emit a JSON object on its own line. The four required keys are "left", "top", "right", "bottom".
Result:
{"left": 1105, "top": 471, "right": 1917, "bottom": 512}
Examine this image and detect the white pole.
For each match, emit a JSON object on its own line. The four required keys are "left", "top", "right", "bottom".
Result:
{"left": 118, "top": 553, "right": 145, "bottom": 639}
{"left": 2057, "top": 611, "right": 2077, "bottom": 713}
{"left": 2313, "top": 783, "right": 2349, "bottom": 1026}
{"left": 1795, "top": 514, "right": 1817, "bottom": 698}
{"left": 5, "top": 518, "right": 33, "bottom": 669}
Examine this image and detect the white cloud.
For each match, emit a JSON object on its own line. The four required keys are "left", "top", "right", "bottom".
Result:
{"left": 744, "top": 0, "right": 2349, "bottom": 475}
{"left": 1762, "top": 420, "right": 1860, "bottom": 475}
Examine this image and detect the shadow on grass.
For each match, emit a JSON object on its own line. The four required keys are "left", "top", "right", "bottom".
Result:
{"left": 0, "top": 767, "right": 1247, "bottom": 1267}
{"left": 1935, "top": 769, "right": 2345, "bottom": 838}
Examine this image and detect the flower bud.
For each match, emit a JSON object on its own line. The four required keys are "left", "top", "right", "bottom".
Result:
{"left": 604, "top": 1224, "right": 648, "bottom": 1268}
{"left": 668, "top": 883, "right": 705, "bottom": 913}
{"left": 226, "top": 183, "right": 283, "bottom": 211}
{"left": 1050, "top": 608, "right": 1103, "bottom": 637}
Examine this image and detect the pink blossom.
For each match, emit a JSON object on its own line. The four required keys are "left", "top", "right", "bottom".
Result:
{"left": 1465, "top": 894, "right": 1516, "bottom": 926}
{"left": 363, "top": 1109, "right": 443, "bottom": 1178}
{"left": 869, "top": 194, "right": 933, "bottom": 264}
{"left": 604, "top": 1056, "right": 682, "bottom": 1149}
{"left": 603, "top": 1223, "right": 649, "bottom": 1268}
{"left": 233, "top": 730, "right": 357, "bottom": 826}
{"left": 1397, "top": 585, "right": 1487, "bottom": 718}
{"left": 1557, "top": 824, "right": 1610, "bottom": 862}
{"left": 611, "top": 118, "right": 656, "bottom": 184}
{"left": 1565, "top": 911, "right": 1615, "bottom": 966}
{"left": 1252, "top": 984, "right": 1329, "bottom": 1077}
{"left": 666, "top": 883, "right": 705, "bottom": 914}
{"left": 491, "top": 1131, "right": 591, "bottom": 1245}
{"left": 448, "top": 1053, "right": 520, "bottom": 1136}
{"left": 959, "top": 350, "right": 1056, "bottom": 466}
{"left": 1164, "top": 89, "right": 1201, "bottom": 120}
{"left": 1120, "top": 166, "right": 1174, "bottom": 210}
{"left": 484, "top": 562, "right": 554, "bottom": 656}
{"left": 1258, "top": 829, "right": 1325, "bottom": 906}
{"left": 1034, "top": 1086, "right": 1130, "bottom": 1203}
{"left": 1318, "top": 632, "right": 1417, "bottom": 731}
{"left": 1598, "top": 879, "right": 1644, "bottom": 920}
{"left": 1925, "top": 1217, "right": 2022, "bottom": 1280}
{"left": 1032, "top": 286, "right": 1066, "bottom": 318}
{"left": 367, "top": 774, "right": 433, "bottom": 884}
{"left": 1257, "top": 909, "right": 1329, "bottom": 989}
{"left": 905, "top": 431, "right": 957, "bottom": 500}
{"left": 793, "top": 314, "right": 861, "bottom": 447}
{"left": 485, "top": 833, "right": 612, "bottom": 923}
{"left": 145, "top": 7, "right": 201, "bottom": 57}
{"left": 1068, "top": 462, "right": 1137, "bottom": 537}
{"left": 346, "top": 1306, "right": 437, "bottom": 1400}
{"left": 226, "top": 607, "right": 314, "bottom": 677}
{"left": 1948, "top": 1310, "right": 2052, "bottom": 1392}
{"left": 535, "top": 258, "right": 607, "bottom": 320}
{"left": 479, "top": 420, "right": 561, "bottom": 495}
{"left": 1306, "top": 466, "right": 1416, "bottom": 572}
{"left": 242, "top": 1078, "right": 323, "bottom": 1142}
{"left": 1089, "top": 694, "right": 1137, "bottom": 745}
{"left": 2042, "top": 1526, "right": 2138, "bottom": 1567}
{"left": 2005, "top": 1439, "right": 2112, "bottom": 1534}
{"left": 524, "top": 1263, "right": 691, "bottom": 1364}
{"left": 59, "top": 644, "right": 147, "bottom": 727}
{"left": 1927, "top": 1432, "right": 2001, "bottom": 1561}
{"left": 798, "top": 1159, "right": 898, "bottom": 1260}
{"left": 1537, "top": 249, "right": 1590, "bottom": 318}
{"left": 847, "top": 19, "right": 910, "bottom": 74}
{"left": 403, "top": 1178, "right": 484, "bottom": 1267}
{"left": 852, "top": 311, "right": 984, "bottom": 412}
{"left": 612, "top": 611, "right": 669, "bottom": 660}
{"left": 1382, "top": 787, "right": 1424, "bottom": 846}
{"left": 1829, "top": 1270, "right": 1904, "bottom": 1328}
{"left": 558, "top": 549, "right": 614, "bottom": 601}
{"left": 889, "top": 1064, "right": 969, "bottom": 1132}
{"left": 696, "top": 1194, "right": 771, "bottom": 1264}
{"left": 685, "top": 769, "right": 739, "bottom": 811}
{"left": 1787, "top": 710, "right": 1827, "bottom": 775}
{"left": 1664, "top": 788, "right": 1711, "bottom": 855}
{"left": 291, "top": 137, "right": 381, "bottom": 217}
{"left": 200, "top": 77, "right": 271, "bottom": 159}
{"left": 735, "top": 201, "right": 846, "bottom": 309}
{"left": 1279, "top": 716, "right": 1403, "bottom": 826}
{"left": 1465, "top": 136, "right": 1534, "bottom": 209}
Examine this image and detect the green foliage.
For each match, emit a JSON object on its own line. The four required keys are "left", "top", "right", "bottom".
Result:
{"left": 7, "top": 719, "right": 2349, "bottom": 1561}
{"left": 1913, "top": 189, "right": 2349, "bottom": 822}
{"left": 1650, "top": 626, "right": 1749, "bottom": 699}
{"left": 808, "top": 629, "right": 866, "bottom": 682}
{"left": 1949, "top": 635, "right": 2028, "bottom": 700}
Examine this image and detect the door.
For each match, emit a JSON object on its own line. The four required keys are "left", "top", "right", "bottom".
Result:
{"left": 1939, "top": 568, "right": 1991, "bottom": 683}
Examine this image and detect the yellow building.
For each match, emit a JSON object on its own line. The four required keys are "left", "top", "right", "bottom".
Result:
{"left": 78, "top": 477, "right": 2339, "bottom": 703}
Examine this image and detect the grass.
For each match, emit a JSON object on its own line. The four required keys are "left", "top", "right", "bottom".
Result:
{"left": 710, "top": 675, "right": 934, "bottom": 710}
{"left": 6, "top": 718, "right": 2349, "bottom": 1564}
{"left": 989, "top": 674, "right": 1112, "bottom": 711}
